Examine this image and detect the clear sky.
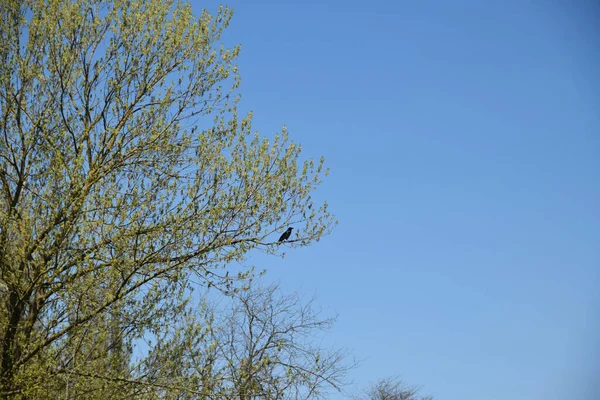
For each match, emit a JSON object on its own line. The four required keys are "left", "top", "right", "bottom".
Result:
{"left": 196, "top": 1, "right": 599, "bottom": 399}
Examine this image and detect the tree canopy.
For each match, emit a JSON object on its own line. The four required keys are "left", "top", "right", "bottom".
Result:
{"left": 354, "top": 377, "right": 433, "bottom": 400}
{"left": 0, "top": 0, "right": 336, "bottom": 397}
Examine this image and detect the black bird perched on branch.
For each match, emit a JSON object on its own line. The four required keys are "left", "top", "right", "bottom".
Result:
{"left": 278, "top": 227, "right": 293, "bottom": 242}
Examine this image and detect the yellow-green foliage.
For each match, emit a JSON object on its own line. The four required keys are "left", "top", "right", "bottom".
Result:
{"left": 0, "top": 0, "right": 335, "bottom": 397}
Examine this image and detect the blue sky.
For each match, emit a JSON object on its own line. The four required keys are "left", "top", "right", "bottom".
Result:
{"left": 196, "top": 1, "right": 599, "bottom": 399}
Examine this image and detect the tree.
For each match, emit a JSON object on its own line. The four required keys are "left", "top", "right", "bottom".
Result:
{"left": 143, "top": 284, "right": 353, "bottom": 400}
{"left": 0, "top": 0, "right": 335, "bottom": 397}
{"left": 354, "top": 377, "right": 433, "bottom": 400}
{"left": 214, "top": 284, "right": 351, "bottom": 400}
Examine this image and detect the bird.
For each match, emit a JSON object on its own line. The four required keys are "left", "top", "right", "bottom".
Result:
{"left": 278, "top": 227, "right": 293, "bottom": 242}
